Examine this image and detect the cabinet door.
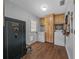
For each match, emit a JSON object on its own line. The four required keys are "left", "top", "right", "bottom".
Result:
{"left": 55, "top": 14, "right": 64, "bottom": 24}
{"left": 44, "top": 15, "right": 54, "bottom": 43}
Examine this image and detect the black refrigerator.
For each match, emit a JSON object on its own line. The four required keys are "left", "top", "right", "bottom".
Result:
{"left": 3, "top": 17, "right": 26, "bottom": 59}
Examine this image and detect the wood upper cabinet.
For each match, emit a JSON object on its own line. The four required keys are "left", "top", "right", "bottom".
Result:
{"left": 39, "top": 18, "right": 45, "bottom": 31}
{"left": 55, "top": 14, "right": 65, "bottom": 24}
{"left": 40, "top": 18, "right": 44, "bottom": 26}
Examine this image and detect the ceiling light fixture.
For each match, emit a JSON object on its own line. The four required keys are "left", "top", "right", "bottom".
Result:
{"left": 41, "top": 4, "right": 48, "bottom": 11}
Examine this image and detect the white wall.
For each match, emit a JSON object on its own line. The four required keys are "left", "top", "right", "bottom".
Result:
{"left": 5, "top": 0, "right": 40, "bottom": 45}
{"left": 65, "top": 0, "right": 75, "bottom": 59}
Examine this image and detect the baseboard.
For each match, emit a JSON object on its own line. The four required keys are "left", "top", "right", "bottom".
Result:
{"left": 65, "top": 46, "right": 71, "bottom": 59}
{"left": 45, "top": 41, "right": 54, "bottom": 44}
{"left": 30, "top": 41, "right": 39, "bottom": 46}
{"left": 30, "top": 41, "right": 54, "bottom": 46}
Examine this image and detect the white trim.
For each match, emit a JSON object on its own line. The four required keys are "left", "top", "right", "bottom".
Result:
{"left": 65, "top": 45, "right": 71, "bottom": 59}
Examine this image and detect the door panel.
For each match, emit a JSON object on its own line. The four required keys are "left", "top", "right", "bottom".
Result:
{"left": 7, "top": 21, "right": 23, "bottom": 59}
{"left": 44, "top": 15, "right": 54, "bottom": 43}
{"left": 4, "top": 17, "right": 26, "bottom": 59}
{"left": 55, "top": 14, "right": 65, "bottom": 24}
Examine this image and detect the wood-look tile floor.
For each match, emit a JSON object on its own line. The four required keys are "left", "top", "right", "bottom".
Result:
{"left": 21, "top": 42, "right": 68, "bottom": 59}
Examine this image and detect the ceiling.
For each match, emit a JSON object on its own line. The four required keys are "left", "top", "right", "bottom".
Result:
{"left": 7, "top": 0, "right": 67, "bottom": 18}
